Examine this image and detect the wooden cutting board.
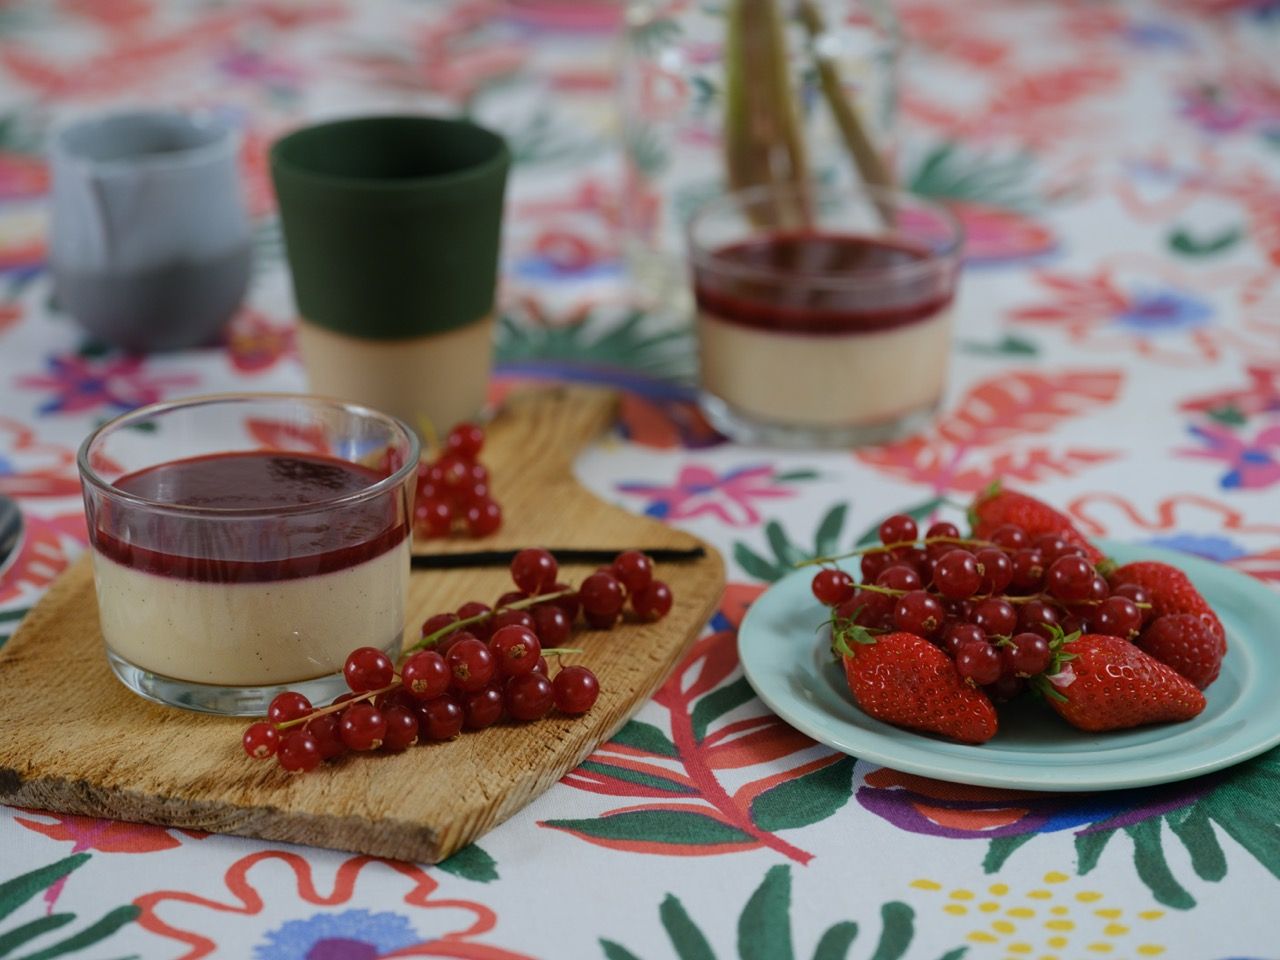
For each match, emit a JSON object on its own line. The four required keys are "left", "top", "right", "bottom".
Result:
{"left": 0, "top": 386, "right": 725, "bottom": 863}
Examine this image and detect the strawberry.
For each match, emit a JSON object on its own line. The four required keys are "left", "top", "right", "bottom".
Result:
{"left": 1136, "top": 614, "right": 1225, "bottom": 689}
{"left": 1108, "top": 561, "right": 1225, "bottom": 638}
{"left": 834, "top": 626, "right": 997, "bottom": 744}
{"left": 1042, "top": 633, "right": 1205, "bottom": 733}
{"left": 969, "top": 484, "right": 1104, "bottom": 563}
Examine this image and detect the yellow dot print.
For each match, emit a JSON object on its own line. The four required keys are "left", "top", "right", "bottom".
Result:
{"left": 910, "top": 873, "right": 1166, "bottom": 959}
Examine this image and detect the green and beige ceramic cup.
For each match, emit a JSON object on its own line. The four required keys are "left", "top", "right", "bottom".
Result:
{"left": 271, "top": 116, "right": 510, "bottom": 434}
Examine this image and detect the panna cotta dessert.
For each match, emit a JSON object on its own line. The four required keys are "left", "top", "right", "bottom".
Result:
{"left": 79, "top": 394, "right": 419, "bottom": 715}
{"left": 688, "top": 186, "right": 962, "bottom": 446}
{"left": 92, "top": 452, "right": 409, "bottom": 687}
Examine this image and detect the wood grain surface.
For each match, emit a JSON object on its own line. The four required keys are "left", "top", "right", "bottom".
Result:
{"left": 0, "top": 386, "right": 725, "bottom": 863}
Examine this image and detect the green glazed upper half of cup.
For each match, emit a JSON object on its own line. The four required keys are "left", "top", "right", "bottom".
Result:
{"left": 270, "top": 115, "right": 510, "bottom": 340}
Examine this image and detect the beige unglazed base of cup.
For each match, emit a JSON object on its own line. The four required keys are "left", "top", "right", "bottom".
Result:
{"left": 297, "top": 315, "right": 494, "bottom": 435}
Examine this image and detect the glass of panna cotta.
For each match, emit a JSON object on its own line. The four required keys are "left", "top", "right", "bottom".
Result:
{"left": 78, "top": 394, "right": 419, "bottom": 715}
{"left": 688, "top": 183, "right": 963, "bottom": 447}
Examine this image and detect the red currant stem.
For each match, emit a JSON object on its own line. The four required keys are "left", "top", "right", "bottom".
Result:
{"left": 798, "top": 536, "right": 995, "bottom": 568}
{"left": 541, "top": 647, "right": 585, "bottom": 656}
{"left": 406, "top": 589, "right": 573, "bottom": 653}
{"left": 272, "top": 679, "right": 400, "bottom": 731}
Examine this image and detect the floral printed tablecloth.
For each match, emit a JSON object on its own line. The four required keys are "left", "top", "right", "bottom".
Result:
{"left": 3, "top": 1, "right": 1280, "bottom": 958}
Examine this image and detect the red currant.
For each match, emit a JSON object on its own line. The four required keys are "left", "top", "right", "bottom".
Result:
{"left": 987, "top": 674, "right": 1028, "bottom": 702}
{"left": 455, "top": 601, "right": 493, "bottom": 642}
{"left": 339, "top": 702, "right": 386, "bottom": 751}
{"left": 553, "top": 666, "right": 600, "bottom": 714}
{"left": 876, "top": 564, "right": 922, "bottom": 592}
{"left": 491, "top": 609, "right": 536, "bottom": 633}
{"left": 1088, "top": 575, "right": 1110, "bottom": 601}
{"left": 401, "top": 650, "right": 451, "bottom": 700}
{"left": 495, "top": 590, "right": 529, "bottom": 610}
{"left": 1095, "top": 596, "right": 1142, "bottom": 640}
{"left": 446, "top": 422, "right": 485, "bottom": 460}
{"left": 1006, "top": 632, "right": 1052, "bottom": 676}
{"left": 1017, "top": 599, "right": 1060, "bottom": 639}
{"left": 944, "top": 622, "right": 986, "bottom": 656}
{"left": 580, "top": 572, "right": 626, "bottom": 617}
{"left": 860, "top": 551, "right": 890, "bottom": 582}
{"left": 1046, "top": 555, "right": 1095, "bottom": 602}
{"left": 242, "top": 722, "right": 279, "bottom": 759}
{"left": 505, "top": 672, "right": 555, "bottom": 721}
{"left": 894, "top": 590, "right": 945, "bottom": 637}
{"left": 490, "top": 625, "right": 542, "bottom": 677}
{"left": 375, "top": 687, "right": 417, "bottom": 712}
{"left": 381, "top": 705, "right": 420, "bottom": 751}
{"left": 548, "top": 584, "right": 580, "bottom": 620}
{"left": 464, "top": 498, "right": 503, "bottom": 537}
{"left": 585, "top": 608, "right": 620, "bottom": 630}
{"left": 972, "top": 598, "right": 1017, "bottom": 637}
{"left": 955, "top": 641, "right": 1001, "bottom": 685}
{"left": 1035, "top": 534, "right": 1069, "bottom": 558}
{"left": 837, "top": 589, "right": 893, "bottom": 628}
{"left": 462, "top": 685, "right": 505, "bottom": 730}
{"left": 446, "top": 637, "right": 496, "bottom": 693}
{"left": 974, "top": 547, "right": 1013, "bottom": 594}
{"left": 612, "top": 551, "right": 655, "bottom": 595}
{"left": 343, "top": 647, "right": 394, "bottom": 693}
{"left": 933, "top": 549, "right": 983, "bottom": 599}
{"left": 277, "top": 730, "right": 322, "bottom": 773}
{"left": 305, "top": 713, "right": 346, "bottom": 760}
{"left": 422, "top": 612, "right": 460, "bottom": 641}
{"left": 1112, "top": 582, "right": 1151, "bottom": 606}
{"left": 925, "top": 521, "right": 960, "bottom": 542}
{"left": 417, "top": 695, "right": 463, "bottom": 740}
{"left": 267, "top": 691, "right": 312, "bottom": 725}
{"left": 511, "top": 548, "right": 558, "bottom": 595}
{"left": 532, "top": 604, "right": 572, "bottom": 646}
{"left": 811, "top": 568, "right": 857, "bottom": 606}
{"left": 1061, "top": 613, "right": 1090, "bottom": 636}
{"left": 415, "top": 498, "right": 453, "bottom": 538}
{"left": 1010, "top": 548, "right": 1046, "bottom": 592}
{"left": 436, "top": 629, "right": 479, "bottom": 657}
{"left": 532, "top": 655, "right": 550, "bottom": 677}
{"left": 632, "top": 580, "right": 673, "bottom": 622}
{"left": 988, "top": 524, "right": 1029, "bottom": 550}
{"left": 879, "top": 514, "right": 918, "bottom": 546}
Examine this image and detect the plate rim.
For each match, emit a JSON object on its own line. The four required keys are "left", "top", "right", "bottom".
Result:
{"left": 738, "top": 539, "right": 1280, "bottom": 791}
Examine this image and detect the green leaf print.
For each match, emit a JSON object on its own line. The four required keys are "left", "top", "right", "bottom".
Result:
{"left": 610, "top": 720, "right": 679, "bottom": 757}
{"left": 750, "top": 757, "right": 856, "bottom": 832}
{"left": 1169, "top": 225, "right": 1241, "bottom": 257}
{"left": 908, "top": 142, "right": 1036, "bottom": 211}
{"left": 578, "top": 760, "right": 698, "bottom": 796}
{"left": 958, "top": 335, "right": 1039, "bottom": 358}
{"left": 691, "top": 677, "right": 756, "bottom": 743}
{"left": 0, "top": 855, "right": 138, "bottom": 960}
{"left": 436, "top": 843, "right": 499, "bottom": 883}
{"left": 733, "top": 503, "right": 852, "bottom": 583}
{"left": 545, "top": 809, "right": 756, "bottom": 848}
{"left": 854, "top": 498, "right": 946, "bottom": 547}
{"left": 597, "top": 865, "right": 963, "bottom": 960}
{"left": 738, "top": 866, "right": 793, "bottom": 960}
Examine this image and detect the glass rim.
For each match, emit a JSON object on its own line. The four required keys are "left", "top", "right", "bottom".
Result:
{"left": 77, "top": 392, "right": 421, "bottom": 519}
{"left": 686, "top": 183, "right": 964, "bottom": 289}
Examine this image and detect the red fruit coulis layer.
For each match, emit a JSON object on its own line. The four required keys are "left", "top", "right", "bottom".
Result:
{"left": 94, "top": 452, "right": 408, "bottom": 583}
{"left": 693, "top": 232, "right": 953, "bottom": 336}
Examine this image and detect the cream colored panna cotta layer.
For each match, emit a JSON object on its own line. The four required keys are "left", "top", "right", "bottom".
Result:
{"left": 93, "top": 539, "right": 409, "bottom": 686}
{"left": 698, "top": 309, "right": 952, "bottom": 427}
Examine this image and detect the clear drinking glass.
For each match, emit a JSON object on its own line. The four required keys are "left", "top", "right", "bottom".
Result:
{"left": 688, "top": 182, "right": 963, "bottom": 447}
{"left": 620, "top": 0, "right": 901, "bottom": 318}
{"left": 78, "top": 394, "right": 419, "bottom": 715}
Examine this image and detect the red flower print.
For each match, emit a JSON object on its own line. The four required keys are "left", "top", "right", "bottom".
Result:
{"left": 16, "top": 353, "right": 199, "bottom": 416}
{"left": 133, "top": 851, "right": 533, "bottom": 960}
{"left": 225, "top": 309, "right": 296, "bottom": 374}
{"left": 617, "top": 463, "right": 798, "bottom": 526}
{"left": 0, "top": 418, "right": 91, "bottom": 500}
{"left": 856, "top": 368, "right": 1123, "bottom": 494}
{"left": 0, "top": 512, "right": 87, "bottom": 607}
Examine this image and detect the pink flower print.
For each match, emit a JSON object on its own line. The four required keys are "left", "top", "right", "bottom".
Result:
{"left": 1181, "top": 421, "right": 1280, "bottom": 489}
{"left": 16, "top": 354, "right": 199, "bottom": 416}
{"left": 617, "top": 463, "right": 796, "bottom": 526}
{"left": 1179, "top": 69, "right": 1280, "bottom": 135}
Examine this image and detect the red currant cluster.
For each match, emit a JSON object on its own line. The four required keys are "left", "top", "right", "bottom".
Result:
{"left": 811, "top": 514, "right": 1152, "bottom": 701}
{"left": 242, "top": 548, "right": 674, "bottom": 773}
{"left": 413, "top": 422, "right": 502, "bottom": 540}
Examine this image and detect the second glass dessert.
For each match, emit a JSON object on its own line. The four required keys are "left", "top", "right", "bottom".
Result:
{"left": 688, "top": 184, "right": 962, "bottom": 447}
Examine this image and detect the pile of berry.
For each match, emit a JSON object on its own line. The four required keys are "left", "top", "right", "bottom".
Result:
{"left": 413, "top": 422, "right": 503, "bottom": 540}
{"left": 243, "top": 548, "right": 674, "bottom": 773}
{"left": 812, "top": 486, "right": 1224, "bottom": 744}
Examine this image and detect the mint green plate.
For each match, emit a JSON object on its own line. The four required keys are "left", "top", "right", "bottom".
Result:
{"left": 738, "top": 541, "right": 1280, "bottom": 791}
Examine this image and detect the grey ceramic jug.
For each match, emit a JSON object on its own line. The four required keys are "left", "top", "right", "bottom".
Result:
{"left": 49, "top": 109, "right": 252, "bottom": 351}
